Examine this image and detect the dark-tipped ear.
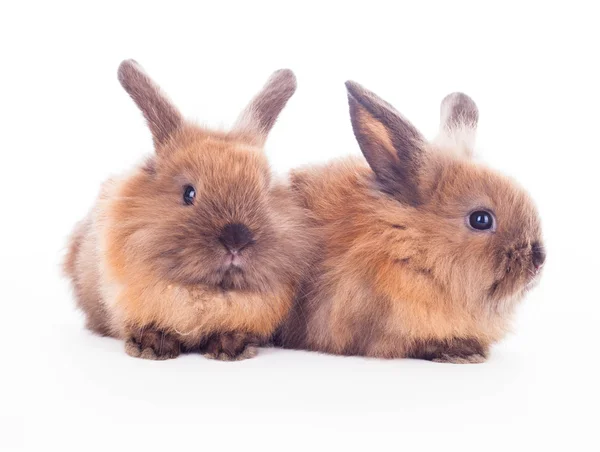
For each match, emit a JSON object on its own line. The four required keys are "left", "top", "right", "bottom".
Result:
{"left": 346, "top": 81, "right": 425, "bottom": 206}
{"left": 117, "top": 60, "right": 183, "bottom": 149}
{"left": 233, "top": 69, "right": 297, "bottom": 147}
{"left": 435, "top": 92, "right": 478, "bottom": 157}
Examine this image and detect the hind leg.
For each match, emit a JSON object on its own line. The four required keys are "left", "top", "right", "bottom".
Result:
{"left": 407, "top": 337, "right": 488, "bottom": 364}
{"left": 79, "top": 296, "right": 113, "bottom": 337}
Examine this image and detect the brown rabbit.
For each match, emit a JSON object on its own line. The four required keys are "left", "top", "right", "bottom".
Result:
{"left": 64, "top": 60, "right": 313, "bottom": 361}
{"left": 276, "top": 82, "right": 545, "bottom": 363}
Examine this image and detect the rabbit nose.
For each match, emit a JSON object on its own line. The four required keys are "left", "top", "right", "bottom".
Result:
{"left": 531, "top": 242, "right": 546, "bottom": 270}
{"left": 219, "top": 223, "right": 254, "bottom": 253}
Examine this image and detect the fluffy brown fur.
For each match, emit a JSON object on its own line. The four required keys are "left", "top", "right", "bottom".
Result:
{"left": 276, "top": 82, "right": 545, "bottom": 363}
{"left": 64, "top": 60, "right": 314, "bottom": 360}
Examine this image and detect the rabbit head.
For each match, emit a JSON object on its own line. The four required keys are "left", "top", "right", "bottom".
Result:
{"left": 345, "top": 82, "right": 545, "bottom": 312}
{"left": 110, "top": 60, "right": 302, "bottom": 292}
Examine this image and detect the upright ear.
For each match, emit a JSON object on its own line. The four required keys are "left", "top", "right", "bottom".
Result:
{"left": 233, "top": 69, "right": 297, "bottom": 147}
{"left": 117, "top": 60, "right": 183, "bottom": 149}
{"left": 434, "top": 92, "right": 479, "bottom": 157}
{"left": 346, "top": 81, "right": 426, "bottom": 206}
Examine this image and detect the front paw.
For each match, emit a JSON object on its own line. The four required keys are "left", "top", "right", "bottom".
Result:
{"left": 124, "top": 325, "right": 181, "bottom": 360}
{"left": 201, "top": 332, "right": 259, "bottom": 361}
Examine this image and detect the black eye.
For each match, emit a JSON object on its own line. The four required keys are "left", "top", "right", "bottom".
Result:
{"left": 183, "top": 185, "right": 196, "bottom": 205}
{"left": 469, "top": 210, "right": 494, "bottom": 231}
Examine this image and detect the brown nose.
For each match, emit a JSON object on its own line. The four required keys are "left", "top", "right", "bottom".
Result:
{"left": 531, "top": 242, "right": 546, "bottom": 269}
{"left": 219, "top": 223, "right": 254, "bottom": 253}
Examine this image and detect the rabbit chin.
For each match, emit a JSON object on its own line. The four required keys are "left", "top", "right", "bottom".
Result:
{"left": 218, "top": 267, "right": 249, "bottom": 291}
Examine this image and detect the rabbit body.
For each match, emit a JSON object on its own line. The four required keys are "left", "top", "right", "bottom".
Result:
{"left": 276, "top": 84, "right": 544, "bottom": 363}
{"left": 64, "top": 61, "right": 312, "bottom": 360}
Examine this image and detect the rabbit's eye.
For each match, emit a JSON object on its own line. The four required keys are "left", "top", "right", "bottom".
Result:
{"left": 469, "top": 210, "right": 494, "bottom": 231}
{"left": 183, "top": 185, "right": 196, "bottom": 205}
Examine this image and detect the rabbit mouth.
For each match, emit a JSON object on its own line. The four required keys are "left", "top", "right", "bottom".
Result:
{"left": 225, "top": 252, "right": 243, "bottom": 268}
{"left": 524, "top": 265, "right": 544, "bottom": 290}
{"left": 218, "top": 252, "right": 250, "bottom": 290}
{"left": 218, "top": 251, "right": 246, "bottom": 276}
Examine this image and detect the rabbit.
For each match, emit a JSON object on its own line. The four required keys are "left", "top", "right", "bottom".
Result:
{"left": 63, "top": 60, "right": 314, "bottom": 361}
{"left": 275, "top": 81, "right": 545, "bottom": 363}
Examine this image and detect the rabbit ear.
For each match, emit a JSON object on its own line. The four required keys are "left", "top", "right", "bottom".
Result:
{"left": 233, "top": 69, "right": 297, "bottom": 146}
{"left": 117, "top": 60, "right": 183, "bottom": 148}
{"left": 346, "top": 81, "right": 426, "bottom": 206}
{"left": 435, "top": 92, "right": 479, "bottom": 157}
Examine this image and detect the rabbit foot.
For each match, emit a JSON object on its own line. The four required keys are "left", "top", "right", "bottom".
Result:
{"left": 408, "top": 337, "right": 488, "bottom": 364}
{"left": 125, "top": 325, "right": 181, "bottom": 360}
{"left": 432, "top": 353, "right": 487, "bottom": 364}
{"left": 201, "top": 332, "right": 259, "bottom": 361}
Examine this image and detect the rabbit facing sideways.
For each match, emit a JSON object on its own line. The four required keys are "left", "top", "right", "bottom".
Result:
{"left": 276, "top": 82, "right": 545, "bottom": 363}
{"left": 64, "top": 60, "right": 314, "bottom": 361}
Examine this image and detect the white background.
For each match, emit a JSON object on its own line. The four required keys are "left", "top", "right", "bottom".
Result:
{"left": 1, "top": 1, "right": 598, "bottom": 451}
